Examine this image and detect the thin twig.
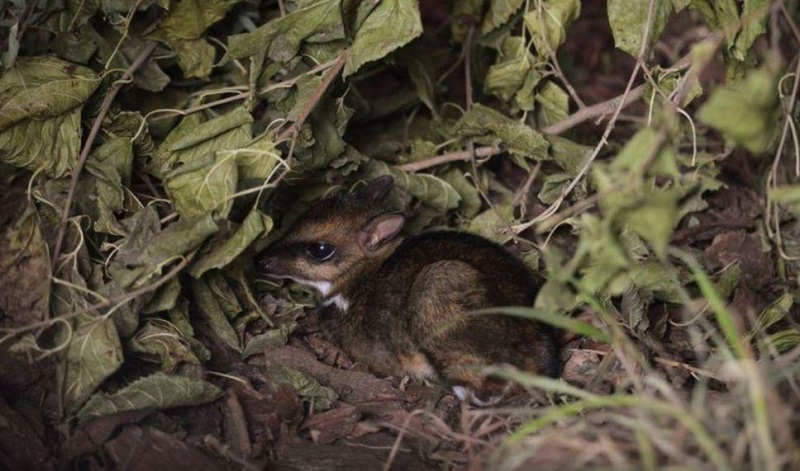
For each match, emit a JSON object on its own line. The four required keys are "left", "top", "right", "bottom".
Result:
{"left": 541, "top": 84, "right": 646, "bottom": 135}
{"left": 395, "top": 145, "right": 502, "bottom": 172}
{"left": 513, "top": 0, "right": 659, "bottom": 234}
{"left": 276, "top": 49, "right": 350, "bottom": 143}
{"left": 51, "top": 41, "right": 158, "bottom": 267}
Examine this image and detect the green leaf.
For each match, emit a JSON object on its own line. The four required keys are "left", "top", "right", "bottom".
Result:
{"left": 697, "top": 60, "right": 781, "bottom": 154}
{"left": 523, "top": 0, "right": 581, "bottom": 55}
{"left": 190, "top": 209, "right": 273, "bottom": 278}
{"left": 688, "top": 0, "right": 741, "bottom": 56}
{"left": 751, "top": 293, "right": 793, "bottom": 335}
{"left": 0, "top": 56, "right": 100, "bottom": 177}
{"left": 612, "top": 127, "right": 679, "bottom": 178}
{"left": 595, "top": 167, "right": 682, "bottom": 258}
{"left": 76, "top": 372, "right": 222, "bottom": 421}
{"left": 344, "top": 0, "right": 423, "bottom": 77}
{"left": 576, "top": 215, "right": 632, "bottom": 295}
{"left": 607, "top": 0, "right": 673, "bottom": 57}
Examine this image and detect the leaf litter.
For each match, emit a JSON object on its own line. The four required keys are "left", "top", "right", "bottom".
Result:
{"left": 0, "top": 1, "right": 799, "bottom": 470}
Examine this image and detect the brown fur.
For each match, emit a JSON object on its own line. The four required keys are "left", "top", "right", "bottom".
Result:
{"left": 260, "top": 177, "right": 560, "bottom": 399}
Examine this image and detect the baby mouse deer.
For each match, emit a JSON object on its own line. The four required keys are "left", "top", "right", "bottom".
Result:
{"left": 260, "top": 176, "right": 559, "bottom": 403}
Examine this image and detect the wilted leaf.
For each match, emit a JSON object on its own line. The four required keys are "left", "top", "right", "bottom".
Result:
{"left": 82, "top": 138, "right": 134, "bottom": 235}
{"left": 168, "top": 297, "right": 212, "bottom": 362}
{"left": 689, "top": 0, "right": 744, "bottom": 57}
{"left": 63, "top": 315, "right": 125, "bottom": 414}
{"left": 143, "top": 277, "right": 182, "bottom": 314}
{"left": 401, "top": 54, "right": 437, "bottom": 113}
{"left": 76, "top": 372, "right": 222, "bottom": 421}
{"left": 149, "top": 106, "right": 253, "bottom": 179}
{"left": 366, "top": 160, "right": 461, "bottom": 212}
{"left": 535, "top": 80, "right": 570, "bottom": 128}
{"left": 482, "top": 0, "right": 525, "bottom": 34}
{"left": 242, "top": 322, "right": 296, "bottom": 359}
{"left": 697, "top": 60, "right": 782, "bottom": 154}
{"left": 545, "top": 135, "right": 592, "bottom": 175}
{"left": 344, "top": 0, "right": 423, "bottom": 77}
{"left": 452, "top": 103, "right": 549, "bottom": 166}
{"left": 440, "top": 168, "right": 482, "bottom": 219}
{"left": 607, "top": 0, "right": 673, "bottom": 57}
{"left": 165, "top": 151, "right": 238, "bottom": 219}
{"left": 733, "top": 1, "right": 769, "bottom": 61}
{"left": 595, "top": 164, "right": 682, "bottom": 257}
{"left": 0, "top": 205, "right": 51, "bottom": 326}
{"left": 192, "top": 277, "right": 242, "bottom": 352}
{"left": 233, "top": 132, "right": 282, "bottom": 181}
{"left": 577, "top": 215, "right": 632, "bottom": 295}
{"left": 468, "top": 205, "right": 515, "bottom": 243}
{"left": 524, "top": 0, "right": 581, "bottom": 54}
{"left": 271, "top": 365, "right": 338, "bottom": 411}
{"left": 612, "top": 127, "right": 679, "bottom": 177}
{"left": 127, "top": 319, "right": 202, "bottom": 372}
{"left": 190, "top": 209, "right": 273, "bottom": 278}
{"left": 538, "top": 173, "right": 570, "bottom": 205}
{"left": 0, "top": 56, "right": 100, "bottom": 177}
{"left": 229, "top": 0, "right": 344, "bottom": 63}
{"left": 768, "top": 184, "right": 800, "bottom": 218}
{"left": 148, "top": 0, "right": 239, "bottom": 78}
{"left": 485, "top": 36, "right": 533, "bottom": 103}
{"left": 111, "top": 211, "right": 219, "bottom": 280}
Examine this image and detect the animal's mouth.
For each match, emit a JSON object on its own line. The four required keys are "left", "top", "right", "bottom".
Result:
{"left": 260, "top": 271, "right": 335, "bottom": 298}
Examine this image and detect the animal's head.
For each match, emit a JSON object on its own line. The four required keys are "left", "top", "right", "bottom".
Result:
{"left": 259, "top": 176, "right": 406, "bottom": 297}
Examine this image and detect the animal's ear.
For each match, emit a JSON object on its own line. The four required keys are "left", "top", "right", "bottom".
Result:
{"left": 356, "top": 175, "right": 394, "bottom": 201}
{"left": 357, "top": 212, "right": 405, "bottom": 252}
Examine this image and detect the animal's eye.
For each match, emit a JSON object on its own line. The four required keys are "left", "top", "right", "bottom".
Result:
{"left": 306, "top": 242, "right": 336, "bottom": 261}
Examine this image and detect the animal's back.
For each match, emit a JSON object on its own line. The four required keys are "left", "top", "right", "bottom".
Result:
{"left": 355, "top": 231, "right": 561, "bottom": 382}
